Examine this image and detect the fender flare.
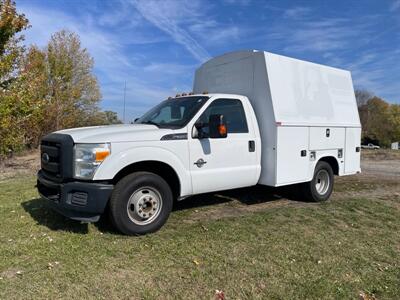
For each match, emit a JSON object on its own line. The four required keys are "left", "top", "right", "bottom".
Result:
{"left": 310, "top": 154, "right": 341, "bottom": 180}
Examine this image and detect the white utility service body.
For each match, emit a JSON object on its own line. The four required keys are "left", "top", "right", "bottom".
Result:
{"left": 37, "top": 50, "right": 361, "bottom": 235}
{"left": 194, "top": 50, "right": 361, "bottom": 187}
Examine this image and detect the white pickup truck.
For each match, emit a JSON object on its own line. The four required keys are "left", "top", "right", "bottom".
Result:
{"left": 37, "top": 50, "right": 361, "bottom": 235}
{"left": 361, "top": 143, "right": 380, "bottom": 150}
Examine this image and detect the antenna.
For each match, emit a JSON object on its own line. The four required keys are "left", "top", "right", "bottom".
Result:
{"left": 123, "top": 81, "right": 126, "bottom": 123}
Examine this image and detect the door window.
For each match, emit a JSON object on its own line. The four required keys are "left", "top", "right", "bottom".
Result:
{"left": 197, "top": 99, "right": 248, "bottom": 134}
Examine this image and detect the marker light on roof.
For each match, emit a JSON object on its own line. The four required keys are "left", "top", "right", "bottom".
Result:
{"left": 182, "top": 93, "right": 187, "bottom": 96}
{"left": 189, "top": 92, "right": 194, "bottom": 95}
{"left": 202, "top": 91, "right": 208, "bottom": 94}
{"left": 175, "top": 94, "right": 181, "bottom": 97}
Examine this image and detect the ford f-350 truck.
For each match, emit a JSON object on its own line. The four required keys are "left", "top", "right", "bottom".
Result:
{"left": 37, "top": 50, "right": 361, "bottom": 235}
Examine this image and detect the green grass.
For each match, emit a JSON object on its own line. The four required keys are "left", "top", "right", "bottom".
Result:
{"left": 0, "top": 176, "right": 399, "bottom": 299}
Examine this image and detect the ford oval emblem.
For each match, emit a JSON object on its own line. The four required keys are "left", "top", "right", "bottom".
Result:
{"left": 42, "top": 153, "right": 50, "bottom": 164}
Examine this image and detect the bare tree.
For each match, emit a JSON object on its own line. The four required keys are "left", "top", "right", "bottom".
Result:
{"left": 355, "top": 89, "right": 373, "bottom": 107}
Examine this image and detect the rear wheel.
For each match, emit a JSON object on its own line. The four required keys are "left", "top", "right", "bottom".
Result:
{"left": 302, "top": 161, "right": 334, "bottom": 202}
{"left": 109, "top": 172, "right": 173, "bottom": 235}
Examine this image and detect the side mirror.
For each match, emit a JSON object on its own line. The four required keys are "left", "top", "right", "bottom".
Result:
{"left": 209, "top": 114, "right": 227, "bottom": 138}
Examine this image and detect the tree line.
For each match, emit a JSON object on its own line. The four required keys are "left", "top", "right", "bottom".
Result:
{"left": 355, "top": 90, "right": 400, "bottom": 147}
{"left": 0, "top": 0, "right": 121, "bottom": 159}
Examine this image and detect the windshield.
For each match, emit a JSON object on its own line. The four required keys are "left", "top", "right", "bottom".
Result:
{"left": 135, "top": 96, "right": 209, "bottom": 128}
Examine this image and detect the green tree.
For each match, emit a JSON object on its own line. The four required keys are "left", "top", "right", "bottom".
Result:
{"left": 0, "top": 0, "right": 29, "bottom": 156}
{"left": 0, "top": 3, "right": 119, "bottom": 158}
{"left": 362, "top": 97, "right": 394, "bottom": 147}
{"left": 103, "top": 110, "right": 122, "bottom": 124}
{"left": 0, "top": 0, "right": 29, "bottom": 87}
{"left": 389, "top": 104, "right": 400, "bottom": 143}
{"left": 18, "top": 46, "right": 48, "bottom": 147}
{"left": 45, "top": 30, "right": 101, "bottom": 131}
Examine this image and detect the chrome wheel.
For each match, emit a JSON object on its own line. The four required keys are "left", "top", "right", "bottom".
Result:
{"left": 315, "top": 169, "right": 330, "bottom": 195}
{"left": 127, "top": 187, "right": 163, "bottom": 225}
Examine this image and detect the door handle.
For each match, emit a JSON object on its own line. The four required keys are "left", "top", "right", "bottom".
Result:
{"left": 249, "top": 140, "right": 255, "bottom": 152}
{"left": 194, "top": 158, "right": 207, "bottom": 168}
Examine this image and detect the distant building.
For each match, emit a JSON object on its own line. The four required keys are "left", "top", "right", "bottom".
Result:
{"left": 391, "top": 142, "right": 399, "bottom": 150}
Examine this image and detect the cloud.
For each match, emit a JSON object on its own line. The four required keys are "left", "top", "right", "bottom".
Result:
{"left": 222, "top": 0, "right": 251, "bottom": 5}
{"left": 283, "top": 7, "right": 311, "bottom": 19}
{"left": 143, "top": 63, "right": 194, "bottom": 75}
{"left": 266, "top": 17, "right": 373, "bottom": 53}
{"left": 18, "top": 2, "right": 192, "bottom": 120}
{"left": 261, "top": 10, "right": 399, "bottom": 103}
{"left": 390, "top": 0, "right": 400, "bottom": 11}
{"left": 189, "top": 21, "right": 241, "bottom": 45}
{"left": 132, "top": 0, "right": 211, "bottom": 62}
{"left": 19, "top": 4, "right": 132, "bottom": 70}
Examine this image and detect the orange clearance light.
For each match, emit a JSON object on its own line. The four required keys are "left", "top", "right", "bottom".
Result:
{"left": 95, "top": 150, "right": 110, "bottom": 162}
{"left": 218, "top": 124, "right": 227, "bottom": 136}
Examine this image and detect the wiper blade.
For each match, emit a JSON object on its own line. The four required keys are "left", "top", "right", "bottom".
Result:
{"left": 141, "top": 120, "right": 159, "bottom": 127}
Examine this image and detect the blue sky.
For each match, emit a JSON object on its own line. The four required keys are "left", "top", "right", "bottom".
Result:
{"left": 18, "top": 0, "right": 400, "bottom": 121}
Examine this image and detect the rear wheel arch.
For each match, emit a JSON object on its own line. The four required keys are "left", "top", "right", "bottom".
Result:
{"left": 318, "top": 156, "right": 339, "bottom": 175}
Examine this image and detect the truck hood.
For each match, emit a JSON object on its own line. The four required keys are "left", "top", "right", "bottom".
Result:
{"left": 56, "top": 124, "right": 175, "bottom": 143}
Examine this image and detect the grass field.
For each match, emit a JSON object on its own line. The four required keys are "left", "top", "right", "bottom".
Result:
{"left": 0, "top": 153, "right": 399, "bottom": 299}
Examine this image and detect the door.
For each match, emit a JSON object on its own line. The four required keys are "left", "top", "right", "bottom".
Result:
{"left": 344, "top": 127, "right": 361, "bottom": 174}
{"left": 189, "top": 98, "right": 258, "bottom": 194}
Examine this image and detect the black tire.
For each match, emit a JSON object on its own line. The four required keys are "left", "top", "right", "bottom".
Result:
{"left": 301, "top": 161, "right": 334, "bottom": 202}
{"left": 109, "top": 172, "right": 173, "bottom": 235}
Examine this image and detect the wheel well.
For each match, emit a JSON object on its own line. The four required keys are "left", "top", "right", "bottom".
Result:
{"left": 112, "top": 161, "right": 181, "bottom": 199}
{"left": 318, "top": 156, "right": 339, "bottom": 175}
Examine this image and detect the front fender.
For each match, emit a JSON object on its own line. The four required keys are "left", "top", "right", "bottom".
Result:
{"left": 93, "top": 146, "right": 192, "bottom": 196}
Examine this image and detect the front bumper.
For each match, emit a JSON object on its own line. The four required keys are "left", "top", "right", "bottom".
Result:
{"left": 37, "top": 170, "right": 113, "bottom": 222}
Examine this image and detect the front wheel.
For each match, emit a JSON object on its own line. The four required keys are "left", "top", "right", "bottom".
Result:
{"left": 301, "top": 161, "right": 334, "bottom": 202}
{"left": 109, "top": 172, "right": 173, "bottom": 235}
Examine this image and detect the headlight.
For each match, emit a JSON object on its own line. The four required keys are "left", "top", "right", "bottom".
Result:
{"left": 74, "top": 143, "right": 111, "bottom": 179}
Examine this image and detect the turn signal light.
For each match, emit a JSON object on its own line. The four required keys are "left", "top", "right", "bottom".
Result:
{"left": 218, "top": 124, "right": 227, "bottom": 136}
{"left": 95, "top": 150, "right": 110, "bottom": 162}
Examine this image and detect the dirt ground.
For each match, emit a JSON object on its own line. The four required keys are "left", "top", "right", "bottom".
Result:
{"left": 0, "top": 150, "right": 40, "bottom": 180}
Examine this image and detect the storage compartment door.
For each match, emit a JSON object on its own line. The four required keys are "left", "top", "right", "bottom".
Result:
{"left": 276, "top": 127, "right": 309, "bottom": 185}
{"left": 309, "top": 127, "right": 345, "bottom": 150}
{"left": 344, "top": 127, "right": 361, "bottom": 174}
